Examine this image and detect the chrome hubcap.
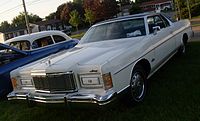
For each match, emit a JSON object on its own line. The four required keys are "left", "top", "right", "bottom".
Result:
{"left": 182, "top": 45, "right": 186, "bottom": 53}
{"left": 131, "top": 72, "right": 145, "bottom": 100}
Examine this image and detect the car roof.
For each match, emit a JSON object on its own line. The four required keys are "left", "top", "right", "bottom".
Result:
{"left": 4, "top": 30, "right": 71, "bottom": 44}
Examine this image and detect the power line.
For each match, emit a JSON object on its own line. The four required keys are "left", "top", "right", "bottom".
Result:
{"left": 0, "top": 0, "right": 43, "bottom": 15}
{"left": 0, "top": 4, "right": 22, "bottom": 15}
{"left": 0, "top": 0, "right": 56, "bottom": 15}
{"left": 0, "top": 0, "right": 13, "bottom": 9}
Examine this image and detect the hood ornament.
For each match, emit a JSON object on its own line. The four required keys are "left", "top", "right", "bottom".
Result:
{"left": 46, "top": 59, "right": 51, "bottom": 66}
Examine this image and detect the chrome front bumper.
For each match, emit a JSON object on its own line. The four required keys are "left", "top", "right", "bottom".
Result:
{"left": 7, "top": 90, "right": 117, "bottom": 105}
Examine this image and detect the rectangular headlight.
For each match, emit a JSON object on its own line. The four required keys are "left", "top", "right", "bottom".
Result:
{"left": 82, "top": 77, "right": 100, "bottom": 85}
{"left": 20, "top": 79, "right": 33, "bottom": 86}
{"left": 79, "top": 74, "right": 102, "bottom": 88}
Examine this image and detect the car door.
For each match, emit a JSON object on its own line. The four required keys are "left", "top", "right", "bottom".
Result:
{"left": 147, "top": 15, "right": 176, "bottom": 69}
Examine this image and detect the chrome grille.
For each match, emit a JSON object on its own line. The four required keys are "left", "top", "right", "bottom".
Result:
{"left": 32, "top": 73, "right": 76, "bottom": 93}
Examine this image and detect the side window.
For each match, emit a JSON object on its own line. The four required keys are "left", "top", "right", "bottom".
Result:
{"left": 32, "top": 36, "right": 53, "bottom": 49}
{"left": 154, "top": 16, "right": 165, "bottom": 29}
{"left": 53, "top": 35, "right": 66, "bottom": 43}
{"left": 147, "top": 15, "right": 166, "bottom": 34}
{"left": 147, "top": 17, "right": 155, "bottom": 34}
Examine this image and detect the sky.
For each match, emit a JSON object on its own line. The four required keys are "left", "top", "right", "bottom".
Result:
{"left": 0, "top": 0, "right": 71, "bottom": 23}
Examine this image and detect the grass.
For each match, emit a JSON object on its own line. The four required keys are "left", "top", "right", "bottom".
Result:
{"left": 192, "top": 15, "right": 200, "bottom": 19}
{"left": 1, "top": 42, "right": 200, "bottom": 121}
{"left": 192, "top": 24, "right": 200, "bottom": 27}
{"left": 70, "top": 32, "right": 85, "bottom": 39}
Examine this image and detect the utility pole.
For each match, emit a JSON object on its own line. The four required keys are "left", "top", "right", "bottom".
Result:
{"left": 175, "top": 0, "right": 181, "bottom": 20}
{"left": 22, "top": 0, "right": 31, "bottom": 34}
{"left": 186, "top": 0, "right": 191, "bottom": 19}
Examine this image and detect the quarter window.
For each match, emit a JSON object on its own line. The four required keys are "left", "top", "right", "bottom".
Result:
{"left": 32, "top": 36, "right": 53, "bottom": 49}
{"left": 53, "top": 35, "right": 66, "bottom": 43}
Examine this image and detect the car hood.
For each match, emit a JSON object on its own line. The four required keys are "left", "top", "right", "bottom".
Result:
{"left": 0, "top": 43, "right": 28, "bottom": 55}
{"left": 27, "top": 37, "right": 145, "bottom": 73}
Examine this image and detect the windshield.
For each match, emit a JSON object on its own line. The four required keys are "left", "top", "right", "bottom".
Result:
{"left": 9, "top": 40, "right": 31, "bottom": 51}
{"left": 81, "top": 18, "right": 146, "bottom": 44}
{"left": 0, "top": 46, "right": 26, "bottom": 66}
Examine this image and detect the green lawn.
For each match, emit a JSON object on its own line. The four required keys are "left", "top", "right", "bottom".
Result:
{"left": 1, "top": 42, "right": 200, "bottom": 121}
{"left": 70, "top": 32, "right": 85, "bottom": 39}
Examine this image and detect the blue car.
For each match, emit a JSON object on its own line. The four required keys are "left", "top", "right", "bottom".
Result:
{"left": 0, "top": 31, "right": 78, "bottom": 98}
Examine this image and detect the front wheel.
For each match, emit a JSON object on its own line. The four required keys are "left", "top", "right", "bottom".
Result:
{"left": 130, "top": 65, "right": 147, "bottom": 103}
{"left": 177, "top": 44, "right": 186, "bottom": 55}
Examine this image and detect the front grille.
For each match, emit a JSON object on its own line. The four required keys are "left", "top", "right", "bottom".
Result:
{"left": 32, "top": 73, "right": 76, "bottom": 93}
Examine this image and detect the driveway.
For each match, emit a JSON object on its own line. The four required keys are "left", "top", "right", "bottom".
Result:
{"left": 191, "top": 18, "right": 200, "bottom": 41}
{"left": 191, "top": 26, "right": 200, "bottom": 41}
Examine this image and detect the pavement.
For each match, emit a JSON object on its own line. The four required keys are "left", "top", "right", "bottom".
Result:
{"left": 192, "top": 26, "right": 200, "bottom": 41}
{"left": 191, "top": 18, "right": 200, "bottom": 42}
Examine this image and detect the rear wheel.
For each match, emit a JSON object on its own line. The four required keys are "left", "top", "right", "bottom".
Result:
{"left": 129, "top": 65, "right": 147, "bottom": 103}
{"left": 177, "top": 34, "right": 188, "bottom": 55}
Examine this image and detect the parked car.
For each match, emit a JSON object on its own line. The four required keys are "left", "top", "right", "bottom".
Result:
{"left": 0, "top": 31, "right": 79, "bottom": 98}
{"left": 7, "top": 12, "right": 193, "bottom": 106}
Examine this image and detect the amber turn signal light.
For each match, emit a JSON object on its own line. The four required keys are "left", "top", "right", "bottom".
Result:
{"left": 102, "top": 72, "right": 113, "bottom": 90}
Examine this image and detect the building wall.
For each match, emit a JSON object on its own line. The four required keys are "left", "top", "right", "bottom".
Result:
{"left": 0, "top": 33, "right": 5, "bottom": 43}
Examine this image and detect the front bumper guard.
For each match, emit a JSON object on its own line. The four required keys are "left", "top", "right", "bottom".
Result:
{"left": 7, "top": 90, "right": 117, "bottom": 106}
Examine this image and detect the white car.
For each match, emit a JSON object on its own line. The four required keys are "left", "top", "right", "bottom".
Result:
{"left": 7, "top": 12, "right": 193, "bottom": 105}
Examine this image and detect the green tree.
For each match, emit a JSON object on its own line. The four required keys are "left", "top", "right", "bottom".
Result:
{"left": 84, "top": 0, "right": 118, "bottom": 21}
{"left": 129, "top": 3, "right": 142, "bottom": 14}
{"left": 69, "top": 10, "right": 80, "bottom": 31}
{"left": 84, "top": 9, "right": 95, "bottom": 26}
{"left": 12, "top": 12, "right": 42, "bottom": 27}
{"left": 58, "top": 2, "right": 84, "bottom": 23}
{"left": 45, "top": 12, "right": 56, "bottom": 20}
{"left": 73, "top": 0, "right": 83, "bottom": 5}
{"left": 0, "top": 21, "right": 10, "bottom": 31}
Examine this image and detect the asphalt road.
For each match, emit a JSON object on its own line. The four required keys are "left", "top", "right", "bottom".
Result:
{"left": 191, "top": 18, "right": 200, "bottom": 41}
{"left": 191, "top": 26, "right": 200, "bottom": 41}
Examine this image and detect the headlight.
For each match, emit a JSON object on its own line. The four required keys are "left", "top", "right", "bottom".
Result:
{"left": 80, "top": 74, "right": 103, "bottom": 88}
{"left": 102, "top": 72, "right": 113, "bottom": 90}
{"left": 82, "top": 77, "right": 100, "bottom": 85}
{"left": 20, "top": 79, "right": 33, "bottom": 86}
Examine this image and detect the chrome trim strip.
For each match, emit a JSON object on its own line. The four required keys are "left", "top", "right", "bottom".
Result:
{"left": 114, "top": 26, "right": 191, "bottom": 75}
{"left": 7, "top": 90, "right": 117, "bottom": 105}
{"left": 147, "top": 49, "right": 177, "bottom": 79}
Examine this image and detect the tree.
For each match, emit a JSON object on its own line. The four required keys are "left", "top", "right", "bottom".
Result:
{"left": 45, "top": 12, "right": 56, "bottom": 20}
{"left": 59, "top": 2, "right": 84, "bottom": 23}
{"left": 129, "top": 3, "right": 142, "bottom": 14}
{"left": 84, "top": 0, "right": 118, "bottom": 22}
{"left": 0, "top": 21, "right": 10, "bottom": 31}
{"left": 73, "top": 0, "right": 83, "bottom": 5}
{"left": 84, "top": 9, "right": 95, "bottom": 26}
{"left": 120, "top": 0, "right": 131, "bottom": 5}
{"left": 69, "top": 10, "right": 80, "bottom": 31}
{"left": 135, "top": 0, "right": 149, "bottom": 3}
{"left": 12, "top": 12, "right": 42, "bottom": 27}
{"left": 56, "top": 3, "right": 66, "bottom": 20}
